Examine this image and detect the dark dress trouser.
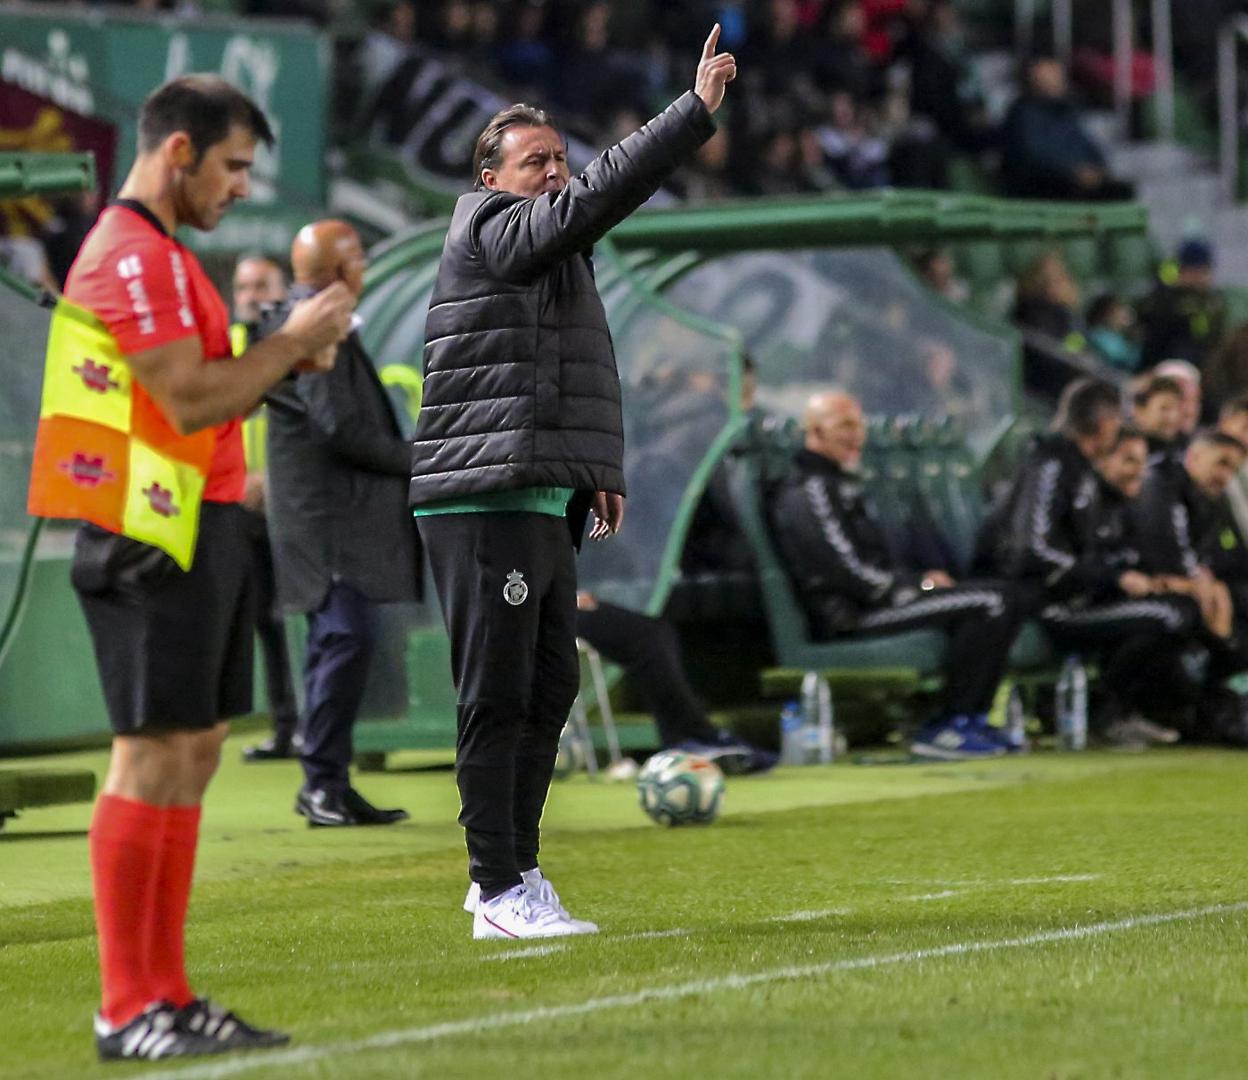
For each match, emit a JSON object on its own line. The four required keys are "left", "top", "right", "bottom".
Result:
{"left": 241, "top": 507, "right": 299, "bottom": 740}
{"left": 299, "top": 582, "right": 377, "bottom": 792}
{"left": 575, "top": 602, "right": 720, "bottom": 747}
{"left": 418, "top": 511, "right": 581, "bottom": 897}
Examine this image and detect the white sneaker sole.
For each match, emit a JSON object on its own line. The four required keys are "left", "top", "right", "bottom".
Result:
{"left": 465, "top": 881, "right": 599, "bottom": 933}
{"left": 472, "top": 913, "right": 586, "bottom": 940}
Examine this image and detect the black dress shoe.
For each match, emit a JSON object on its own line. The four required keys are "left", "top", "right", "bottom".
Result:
{"left": 295, "top": 786, "right": 353, "bottom": 826}
{"left": 343, "top": 787, "right": 410, "bottom": 825}
{"left": 242, "top": 735, "right": 294, "bottom": 762}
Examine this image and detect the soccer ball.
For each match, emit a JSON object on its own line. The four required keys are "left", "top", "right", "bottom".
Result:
{"left": 636, "top": 750, "right": 724, "bottom": 826}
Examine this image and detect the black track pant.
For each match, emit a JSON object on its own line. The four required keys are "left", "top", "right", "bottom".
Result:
{"left": 851, "top": 582, "right": 1025, "bottom": 718}
{"left": 1039, "top": 596, "right": 1222, "bottom": 713}
{"left": 576, "top": 602, "right": 720, "bottom": 747}
{"left": 419, "top": 512, "right": 581, "bottom": 897}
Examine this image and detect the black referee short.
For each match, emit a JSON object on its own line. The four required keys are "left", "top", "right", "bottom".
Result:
{"left": 72, "top": 501, "right": 256, "bottom": 735}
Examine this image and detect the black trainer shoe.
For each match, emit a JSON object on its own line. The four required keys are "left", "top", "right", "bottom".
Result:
{"left": 177, "top": 998, "right": 290, "bottom": 1051}
{"left": 343, "top": 787, "right": 410, "bottom": 825}
{"left": 95, "top": 1001, "right": 227, "bottom": 1062}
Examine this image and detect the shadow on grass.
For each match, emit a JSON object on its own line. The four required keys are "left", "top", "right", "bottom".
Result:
{"left": 0, "top": 829, "right": 89, "bottom": 842}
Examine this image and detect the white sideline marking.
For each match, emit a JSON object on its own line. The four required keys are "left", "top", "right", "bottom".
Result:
{"left": 890, "top": 873, "right": 1101, "bottom": 889}
{"left": 615, "top": 928, "right": 692, "bottom": 941}
{"left": 768, "top": 908, "right": 851, "bottom": 923}
{"left": 483, "top": 944, "right": 568, "bottom": 961}
{"left": 909, "top": 890, "right": 963, "bottom": 901}
{"left": 144, "top": 902, "right": 1248, "bottom": 1080}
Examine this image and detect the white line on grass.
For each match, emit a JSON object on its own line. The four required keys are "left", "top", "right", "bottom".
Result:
{"left": 908, "top": 890, "right": 963, "bottom": 901}
{"left": 768, "top": 908, "right": 851, "bottom": 922}
{"left": 890, "top": 873, "right": 1102, "bottom": 889}
{"left": 614, "top": 928, "right": 692, "bottom": 941}
{"left": 482, "top": 944, "right": 568, "bottom": 961}
{"left": 144, "top": 901, "right": 1248, "bottom": 1080}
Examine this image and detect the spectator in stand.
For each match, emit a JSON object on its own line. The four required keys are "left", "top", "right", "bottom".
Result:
{"left": 1138, "top": 239, "right": 1228, "bottom": 371}
{"left": 574, "top": 591, "right": 776, "bottom": 773}
{"left": 747, "top": 0, "right": 818, "bottom": 103}
{"left": 1013, "top": 251, "right": 1082, "bottom": 343}
{"left": 1086, "top": 293, "right": 1141, "bottom": 373}
{"left": 555, "top": 1, "right": 648, "bottom": 124}
{"left": 860, "top": 0, "right": 911, "bottom": 64}
{"left": 1001, "top": 56, "right": 1134, "bottom": 201}
{"left": 360, "top": 0, "right": 418, "bottom": 100}
{"left": 907, "top": 0, "right": 995, "bottom": 154}
{"left": 1154, "top": 359, "right": 1203, "bottom": 437}
{"left": 1132, "top": 374, "right": 1188, "bottom": 465}
{"left": 816, "top": 92, "right": 891, "bottom": 190}
{"left": 494, "top": 0, "right": 555, "bottom": 96}
{"left": 913, "top": 247, "right": 969, "bottom": 304}
{"left": 813, "top": 1, "right": 876, "bottom": 102}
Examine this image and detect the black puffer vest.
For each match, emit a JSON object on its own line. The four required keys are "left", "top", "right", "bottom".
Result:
{"left": 409, "top": 91, "right": 715, "bottom": 507}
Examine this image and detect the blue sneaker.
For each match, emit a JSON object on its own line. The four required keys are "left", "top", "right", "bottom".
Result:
{"left": 911, "top": 715, "right": 1007, "bottom": 761}
{"left": 971, "top": 713, "right": 1028, "bottom": 754}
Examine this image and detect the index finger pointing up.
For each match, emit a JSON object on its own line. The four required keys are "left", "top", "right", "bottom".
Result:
{"left": 703, "top": 23, "right": 721, "bottom": 61}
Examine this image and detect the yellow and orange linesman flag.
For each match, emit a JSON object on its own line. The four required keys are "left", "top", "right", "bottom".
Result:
{"left": 27, "top": 298, "right": 215, "bottom": 570}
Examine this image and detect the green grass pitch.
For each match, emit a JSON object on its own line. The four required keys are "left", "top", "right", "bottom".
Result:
{"left": 2, "top": 738, "right": 1246, "bottom": 1079}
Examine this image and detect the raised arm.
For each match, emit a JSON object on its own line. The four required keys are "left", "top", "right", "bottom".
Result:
{"left": 472, "top": 26, "right": 734, "bottom": 283}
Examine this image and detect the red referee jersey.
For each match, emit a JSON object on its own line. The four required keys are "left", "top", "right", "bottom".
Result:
{"left": 63, "top": 201, "right": 246, "bottom": 504}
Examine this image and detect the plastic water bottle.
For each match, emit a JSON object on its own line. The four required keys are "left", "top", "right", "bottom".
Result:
{"left": 1004, "top": 685, "right": 1028, "bottom": 753}
{"left": 1055, "top": 655, "right": 1088, "bottom": 751}
{"left": 800, "top": 672, "right": 836, "bottom": 764}
{"left": 779, "top": 702, "right": 805, "bottom": 765}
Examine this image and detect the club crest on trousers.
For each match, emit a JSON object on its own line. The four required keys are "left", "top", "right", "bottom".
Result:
{"left": 504, "top": 569, "right": 529, "bottom": 606}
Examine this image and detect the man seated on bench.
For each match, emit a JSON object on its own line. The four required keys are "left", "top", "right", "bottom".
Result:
{"left": 766, "top": 390, "right": 1025, "bottom": 761}
{"left": 992, "top": 378, "right": 1244, "bottom": 745}
{"left": 1130, "top": 427, "right": 1248, "bottom": 746}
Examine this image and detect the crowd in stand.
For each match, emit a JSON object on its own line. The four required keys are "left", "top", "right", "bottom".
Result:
{"left": 353, "top": 0, "right": 1136, "bottom": 202}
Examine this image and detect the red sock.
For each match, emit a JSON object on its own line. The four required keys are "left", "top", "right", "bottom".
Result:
{"left": 148, "top": 803, "right": 201, "bottom": 1008}
{"left": 89, "top": 794, "right": 166, "bottom": 1026}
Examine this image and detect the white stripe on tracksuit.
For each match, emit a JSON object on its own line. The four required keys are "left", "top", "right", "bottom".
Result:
{"left": 1040, "top": 600, "right": 1189, "bottom": 633}
{"left": 858, "top": 588, "right": 1006, "bottom": 629}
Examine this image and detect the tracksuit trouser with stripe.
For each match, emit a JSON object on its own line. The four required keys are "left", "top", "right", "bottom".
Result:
{"left": 420, "top": 512, "right": 581, "bottom": 898}
{"left": 850, "top": 582, "right": 1025, "bottom": 718}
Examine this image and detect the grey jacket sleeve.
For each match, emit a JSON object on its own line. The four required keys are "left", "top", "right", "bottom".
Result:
{"left": 293, "top": 343, "right": 411, "bottom": 477}
{"left": 470, "top": 91, "right": 715, "bottom": 283}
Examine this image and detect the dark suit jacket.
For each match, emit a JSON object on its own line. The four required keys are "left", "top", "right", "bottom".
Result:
{"left": 263, "top": 297, "right": 421, "bottom": 613}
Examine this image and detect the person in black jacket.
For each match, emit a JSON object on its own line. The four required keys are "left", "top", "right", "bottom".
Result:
{"left": 1000, "top": 57, "right": 1133, "bottom": 201}
{"left": 264, "top": 220, "right": 420, "bottom": 827}
{"left": 411, "top": 27, "right": 736, "bottom": 941}
{"left": 767, "top": 391, "right": 1025, "bottom": 761}
{"left": 997, "top": 379, "right": 1234, "bottom": 737}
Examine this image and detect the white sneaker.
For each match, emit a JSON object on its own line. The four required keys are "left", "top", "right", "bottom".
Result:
{"left": 521, "top": 868, "right": 599, "bottom": 933}
{"left": 472, "top": 884, "right": 583, "bottom": 940}
{"left": 464, "top": 872, "right": 599, "bottom": 934}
